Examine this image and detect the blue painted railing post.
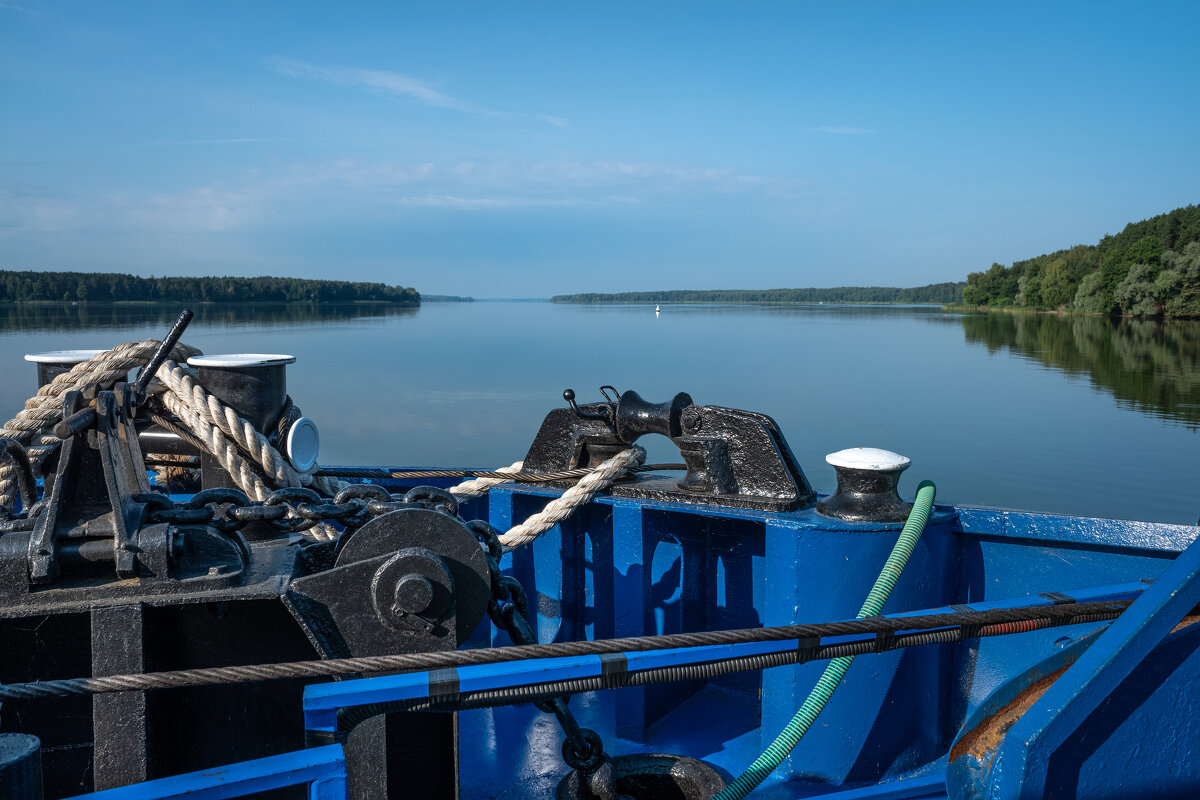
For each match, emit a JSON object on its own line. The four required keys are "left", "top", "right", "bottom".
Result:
{"left": 612, "top": 501, "right": 647, "bottom": 741}
{"left": 61, "top": 744, "right": 347, "bottom": 800}
{"left": 309, "top": 773, "right": 349, "bottom": 800}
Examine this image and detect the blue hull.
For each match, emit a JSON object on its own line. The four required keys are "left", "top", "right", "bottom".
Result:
{"left": 55, "top": 474, "right": 1195, "bottom": 800}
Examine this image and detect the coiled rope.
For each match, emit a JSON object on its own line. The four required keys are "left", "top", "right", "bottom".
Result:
{"left": 0, "top": 340, "right": 200, "bottom": 509}
{"left": 0, "top": 339, "right": 645, "bottom": 547}
{"left": 0, "top": 341, "right": 346, "bottom": 539}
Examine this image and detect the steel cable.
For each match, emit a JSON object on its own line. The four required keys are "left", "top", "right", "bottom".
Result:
{"left": 315, "top": 463, "right": 687, "bottom": 482}
{"left": 331, "top": 606, "right": 1127, "bottom": 721}
{"left": 0, "top": 598, "right": 1133, "bottom": 702}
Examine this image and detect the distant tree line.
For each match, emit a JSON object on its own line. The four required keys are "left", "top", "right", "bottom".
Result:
{"left": 0, "top": 271, "right": 420, "bottom": 305}
{"left": 551, "top": 282, "right": 965, "bottom": 305}
{"left": 961, "top": 204, "right": 1200, "bottom": 317}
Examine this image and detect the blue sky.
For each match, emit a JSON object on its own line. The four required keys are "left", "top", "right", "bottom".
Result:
{"left": 1, "top": 2, "right": 1197, "bottom": 298}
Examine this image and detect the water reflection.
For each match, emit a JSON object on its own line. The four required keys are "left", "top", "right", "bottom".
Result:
{"left": 0, "top": 302, "right": 418, "bottom": 332}
{"left": 959, "top": 312, "right": 1200, "bottom": 428}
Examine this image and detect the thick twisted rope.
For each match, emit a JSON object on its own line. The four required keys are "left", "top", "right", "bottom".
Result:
{"left": 155, "top": 360, "right": 310, "bottom": 488}
{"left": 150, "top": 368, "right": 348, "bottom": 531}
{"left": 0, "top": 341, "right": 340, "bottom": 540}
{"left": 0, "top": 340, "right": 200, "bottom": 510}
{"left": 2, "top": 339, "right": 639, "bottom": 548}
{"left": 443, "top": 449, "right": 645, "bottom": 548}
{"left": 151, "top": 365, "right": 341, "bottom": 541}
{"left": 497, "top": 446, "right": 645, "bottom": 548}
{"left": 449, "top": 461, "right": 525, "bottom": 497}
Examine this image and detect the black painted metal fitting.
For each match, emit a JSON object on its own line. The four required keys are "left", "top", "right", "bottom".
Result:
{"left": 556, "top": 753, "right": 727, "bottom": 800}
{"left": 817, "top": 447, "right": 913, "bottom": 522}
{"left": 0, "top": 734, "right": 43, "bottom": 800}
{"left": 186, "top": 354, "right": 298, "bottom": 491}
{"left": 188, "top": 354, "right": 293, "bottom": 432}
{"left": 615, "top": 390, "right": 693, "bottom": 442}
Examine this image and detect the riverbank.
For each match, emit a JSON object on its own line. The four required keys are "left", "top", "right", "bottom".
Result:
{"left": 0, "top": 270, "right": 420, "bottom": 305}
{"left": 552, "top": 282, "right": 965, "bottom": 305}
{"left": 944, "top": 303, "right": 1200, "bottom": 320}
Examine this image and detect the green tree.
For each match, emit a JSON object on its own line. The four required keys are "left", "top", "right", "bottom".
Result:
{"left": 1016, "top": 270, "right": 1043, "bottom": 307}
{"left": 1074, "top": 271, "right": 1108, "bottom": 313}
{"left": 1040, "top": 256, "right": 1075, "bottom": 308}
{"left": 1114, "top": 264, "right": 1160, "bottom": 316}
{"left": 1162, "top": 242, "right": 1200, "bottom": 317}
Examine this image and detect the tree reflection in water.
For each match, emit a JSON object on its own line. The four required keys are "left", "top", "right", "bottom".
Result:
{"left": 960, "top": 312, "right": 1200, "bottom": 428}
{"left": 0, "top": 302, "right": 417, "bottom": 333}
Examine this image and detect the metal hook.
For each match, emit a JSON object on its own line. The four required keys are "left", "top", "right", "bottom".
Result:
{"left": 563, "top": 389, "right": 613, "bottom": 422}
{"left": 599, "top": 385, "right": 620, "bottom": 403}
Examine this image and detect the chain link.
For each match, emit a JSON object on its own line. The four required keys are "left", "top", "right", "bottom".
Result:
{"left": 132, "top": 482, "right": 456, "bottom": 535}
{"left": 468, "top": 519, "right": 605, "bottom": 772}
{"left": 102, "top": 482, "right": 606, "bottom": 769}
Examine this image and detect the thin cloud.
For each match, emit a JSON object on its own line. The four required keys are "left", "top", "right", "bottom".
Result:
{"left": 396, "top": 195, "right": 595, "bottom": 210}
{"left": 810, "top": 126, "right": 878, "bottom": 135}
{"left": 265, "top": 57, "right": 566, "bottom": 127}
{"left": 272, "top": 159, "right": 769, "bottom": 195}
{"left": 0, "top": 156, "right": 776, "bottom": 240}
{"left": 0, "top": 2, "right": 43, "bottom": 14}
{"left": 135, "top": 138, "right": 287, "bottom": 147}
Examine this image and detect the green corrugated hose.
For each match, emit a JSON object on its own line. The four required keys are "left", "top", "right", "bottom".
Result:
{"left": 712, "top": 479, "right": 937, "bottom": 800}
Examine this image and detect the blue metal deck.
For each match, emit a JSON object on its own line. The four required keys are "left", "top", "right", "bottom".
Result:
{"left": 53, "top": 472, "right": 1200, "bottom": 799}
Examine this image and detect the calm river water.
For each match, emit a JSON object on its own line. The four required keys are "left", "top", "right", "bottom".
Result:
{"left": 1, "top": 301, "right": 1197, "bottom": 524}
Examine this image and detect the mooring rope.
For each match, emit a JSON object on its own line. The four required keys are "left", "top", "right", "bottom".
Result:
{"left": 448, "top": 461, "right": 526, "bottom": 497}
{"left": 0, "top": 341, "right": 342, "bottom": 540}
{"left": 319, "top": 463, "right": 685, "bottom": 484}
{"left": 493, "top": 446, "right": 645, "bottom": 548}
{"left": 148, "top": 362, "right": 643, "bottom": 545}
{"left": 155, "top": 360, "right": 311, "bottom": 488}
{"left": 151, "top": 360, "right": 342, "bottom": 541}
{"left": 0, "top": 339, "right": 651, "bottom": 548}
{"left": 0, "top": 340, "right": 200, "bottom": 511}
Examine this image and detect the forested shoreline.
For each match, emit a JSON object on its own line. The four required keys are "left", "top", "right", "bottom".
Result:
{"left": 0, "top": 271, "right": 420, "bottom": 305}
{"left": 551, "top": 282, "right": 965, "bottom": 305}
{"left": 961, "top": 205, "right": 1200, "bottom": 317}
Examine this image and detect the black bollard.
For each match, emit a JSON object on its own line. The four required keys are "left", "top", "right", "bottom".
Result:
{"left": 25, "top": 350, "right": 110, "bottom": 388}
{"left": 186, "top": 354, "right": 295, "bottom": 491}
{"left": 0, "top": 734, "right": 43, "bottom": 800}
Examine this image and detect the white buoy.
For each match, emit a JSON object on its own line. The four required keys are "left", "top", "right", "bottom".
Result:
{"left": 655, "top": 304, "right": 661, "bottom": 314}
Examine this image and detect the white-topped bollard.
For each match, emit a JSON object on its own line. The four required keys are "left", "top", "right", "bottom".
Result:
{"left": 817, "top": 447, "right": 913, "bottom": 522}
{"left": 185, "top": 354, "right": 319, "bottom": 489}
{"left": 24, "top": 350, "right": 108, "bottom": 388}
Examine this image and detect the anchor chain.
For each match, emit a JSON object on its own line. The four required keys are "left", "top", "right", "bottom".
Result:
{"left": 126, "top": 483, "right": 467, "bottom": 535}
{"left": 469, "top": 519, "right": 606, "bottom": 772}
